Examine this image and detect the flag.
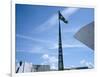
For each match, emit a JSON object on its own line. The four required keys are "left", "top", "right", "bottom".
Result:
{"left": 59, "top": 11, "right": 68, "bottom": 24}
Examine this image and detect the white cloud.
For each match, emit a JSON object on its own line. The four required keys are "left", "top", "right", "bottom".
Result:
{"left": 62, "top": 8, "right": 79, "bottom": 17}
{"left": 63, "top": 44, "right": 85, "bottom": 48}
{"left": 16, "top": 34, "right": 53, "bottom": 53}
{"left": 80, "top": 59, "right": 94, "bottom": 68}
{"left": 30, "top": 46, "right": 45, "bottom": 53}
{"left": 50, "top": 43, "right": 85, "bottom": 49}
{"left": 65, "top": 65, "right": 76, "bottom": 69}
{"left": 42, "top": 54, "right": 49, "bottom": 59}
{"left": 86, "top": 62, "right": 94, "bottom": 68}
{"left": 35, "top": 14, "right": 57, "bottom": 32}
{"left": 41, "top": 54, "right": 58, "bottom": 69}
{"left": 17, "top": 45, "right": 50, "bottom": 54}
{"left": 16, "top": 34, "right": 51, "bottom": 43}
{"left": 80, "top": 59, "right": 86, "bottom": 64}
{"left": 36, "top": 8, "right": 79, "bottom": 32}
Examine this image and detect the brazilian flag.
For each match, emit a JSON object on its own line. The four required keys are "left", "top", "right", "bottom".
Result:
{"left": 58, "top": 11, "right": 68, "bottom": 24}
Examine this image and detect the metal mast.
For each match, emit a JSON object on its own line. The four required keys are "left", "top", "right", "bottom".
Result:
{"left": 58, "top": 11, "right": 64, "bottom": 70}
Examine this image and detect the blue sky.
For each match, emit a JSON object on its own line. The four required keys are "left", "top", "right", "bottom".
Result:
{"left": 16, "top": 4, "right": 94, "bottom": 70}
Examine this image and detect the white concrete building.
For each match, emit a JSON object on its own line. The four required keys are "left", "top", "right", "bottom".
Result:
{"left": 32, "top": 65, "right": 50, "bottom": 72}
{"left": 16, "top": 62, "right": 50, "bottom": 73}
{"left": 74, "top": 21, "right": 94, "bottom": 50}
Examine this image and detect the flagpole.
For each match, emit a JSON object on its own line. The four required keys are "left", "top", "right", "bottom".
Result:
{"left": 58, "top": 11, "right": 64, "bottom": 70}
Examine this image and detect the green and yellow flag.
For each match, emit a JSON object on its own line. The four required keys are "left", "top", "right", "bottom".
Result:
{"left": 59, "top": 11, "right": 68, "bottom": 24}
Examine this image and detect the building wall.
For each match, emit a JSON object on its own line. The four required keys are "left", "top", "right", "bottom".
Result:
{"left": 16, "top": 62, "right": 50, "bottom": 73}
{"left": 74, "top": 21, "right": 94, "bottom": 50}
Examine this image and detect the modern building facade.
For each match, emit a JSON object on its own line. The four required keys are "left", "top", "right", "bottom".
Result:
{"left": 16, "top": 62, "right": 50, "bottom": 73}
{"left": 74, "top": 21, "right": 94, "bottom": 50}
